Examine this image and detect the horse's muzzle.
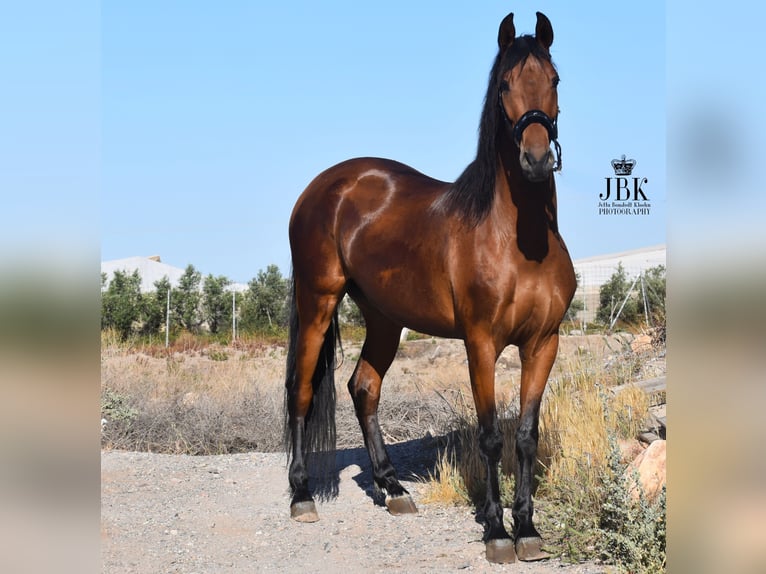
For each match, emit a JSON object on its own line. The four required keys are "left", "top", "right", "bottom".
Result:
{"left": 520, "top": 147, "right": 555, "bottom": 182}
{"left": 511, "top": 109, "right": 562, "bottom": 181}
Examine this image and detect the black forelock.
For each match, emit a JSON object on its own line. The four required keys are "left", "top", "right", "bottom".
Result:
{"left": 498, "top": 35, "right": 553, "bottom": 79}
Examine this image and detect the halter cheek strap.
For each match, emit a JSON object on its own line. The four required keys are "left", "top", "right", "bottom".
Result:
{"left": 499, "top": 91, "right": 563, "bottom": 172}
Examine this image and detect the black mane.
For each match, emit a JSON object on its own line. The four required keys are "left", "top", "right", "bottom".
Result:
{"left": 440, "top": 35, "right": 555, "bottom": 225}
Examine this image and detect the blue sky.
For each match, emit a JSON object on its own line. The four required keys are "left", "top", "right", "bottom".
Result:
{"left": 0, "top": 2, "right": 99, "bottom": 264}
{"left": 100, "top": 1, "right": 665, "bottom": 282}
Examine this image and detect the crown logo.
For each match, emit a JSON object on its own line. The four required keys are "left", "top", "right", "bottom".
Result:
{"left": 611, "top": 155, "right": 636, "bottom": 176}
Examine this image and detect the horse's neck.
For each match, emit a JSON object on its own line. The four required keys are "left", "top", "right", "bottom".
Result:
{"left": 493, "top": 148, "right": 559, "bottom": 262}
{"left": 495, "top": 148, "right": 557, "bottom": 223}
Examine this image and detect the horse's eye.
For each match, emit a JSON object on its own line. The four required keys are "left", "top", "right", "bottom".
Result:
{"left": 500, "top": 80, "right": 510, "bottom": 93}
{"left": 552, "top": 76, "right": 560, "bottom": 88}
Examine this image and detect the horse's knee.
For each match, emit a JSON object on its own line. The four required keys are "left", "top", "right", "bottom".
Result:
{"left": 515, "top": 415, "right": 540, "bottom": 457}
{"left": 479, "top": 423, "right": 503, "bottom": 461}
{"left": 515, "top": 429, "right": 536, "bottom": 456}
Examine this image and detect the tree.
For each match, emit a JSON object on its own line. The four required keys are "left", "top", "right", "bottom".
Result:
{"left": 142, "top": 276, "right": 171, "bottom": 336}
{"left": 637, "top": 265, "right": 666, "bottom": 327}
{"left": 339, "top": 295, "right": 365, "bottom": 327}
{"left": 171, "top": 265, "right": 202, "bottom": 332}
{"left": 202, "top": 274, "right": 232, "bottom": 334}
{"left": 101, "top": 269, "right": 143, "bottom": 340}
{"left": 596, "top": 263, "right": 639, "bottom": 327}
{"left": 564, "top": 297, "right": 585, "bottom": 323}
{"left": 241, "top": 265, "right": 288, "bottom": 332}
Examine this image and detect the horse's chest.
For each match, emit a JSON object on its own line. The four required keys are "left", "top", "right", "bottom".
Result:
{"left": 499, "top": 261, "right": 573, "bottom": 331}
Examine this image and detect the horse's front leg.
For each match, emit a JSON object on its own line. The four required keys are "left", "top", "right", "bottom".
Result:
{"left": 465, "top": 336, "right": 515, "bottom": 564}
{"left": 513, "top": 334, "right": 559, "bottom": 561}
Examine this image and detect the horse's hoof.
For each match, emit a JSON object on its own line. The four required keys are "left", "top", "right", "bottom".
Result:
{"left": 290, "top": 500, "right": 319, "bottom": 523}
{"left": 385, "top": 494, "right": 418, "bottom": 515}
{"left": 485, "top": 538, "right": 516, "bottom": 563}
{"left": 515, "top": 536, "right": 552, "bottom": 561}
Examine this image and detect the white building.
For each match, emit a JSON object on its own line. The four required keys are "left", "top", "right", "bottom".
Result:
{"left": 572, "top": 244, "right": 666, "bottom": 323}
{"left": 101, "top": 256, "right": 248, "bottom": 293}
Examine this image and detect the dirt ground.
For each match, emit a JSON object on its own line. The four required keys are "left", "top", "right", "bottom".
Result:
{"left": 101, "top": 450, "right": 612, "bottom": 573}
{"left": 101, "top": 334, "right": 652, "bottom": 573}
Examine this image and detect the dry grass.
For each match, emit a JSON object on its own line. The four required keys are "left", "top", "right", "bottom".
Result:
{"left": 538, "top": 354, "right": 649, "bottom": 499}
{"left": 101, "top": 330, "right": 461, "bottom": 454}
{"left": 419, "top": 448, "right": 470, "bottom": 507}
{"left": 101, "top": 331, "right": 654, "bottom": 461}
{"left": 101, "top": 329, "right": 288, "bottom": 454}
{"left": 101, "top": 328, "right": 654, "bottom": 478}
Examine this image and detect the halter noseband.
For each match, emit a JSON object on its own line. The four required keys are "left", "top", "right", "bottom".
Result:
{"left": 499, "top": 89, "right": 562, "bottom": 172}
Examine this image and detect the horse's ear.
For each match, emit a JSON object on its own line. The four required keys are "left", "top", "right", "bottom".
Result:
{"left": 498, "top": 13, "right": 515, "bottom": 50}
{"left": 535, "top": 12, "right": 553, "bottom": 50}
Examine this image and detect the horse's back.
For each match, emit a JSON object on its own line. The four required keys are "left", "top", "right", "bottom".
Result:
{"left": 292, "top": 157, "right": 444, "bottom": 224}
{"left": 290, "top": 157, "right": 458, "bottom": 333}
{"left": 291, "top": 156, "right": 451, "bottom": 235}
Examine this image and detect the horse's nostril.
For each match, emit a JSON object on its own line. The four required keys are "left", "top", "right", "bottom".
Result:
{"left": 523, "top": 150, "right": 549, "bottom": 168}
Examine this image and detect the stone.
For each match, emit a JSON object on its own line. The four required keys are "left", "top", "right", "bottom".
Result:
{"left": 625, "top": 439, "right": 666, "bottom": 501}
{"left": 618, "top": 438, "right": 646, "bottom": 464}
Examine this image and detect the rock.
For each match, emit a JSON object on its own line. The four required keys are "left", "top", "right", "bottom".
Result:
{"left": 625, "top": 439, "right": 666, "bottom": 501}
{"left": 617, "top": 438, "right": 646, "bottom": 464}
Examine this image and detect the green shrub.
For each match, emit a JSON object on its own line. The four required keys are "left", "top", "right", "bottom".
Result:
{"left": 101, "top": 388, "right": 138, "bottom": 422}
{"left": 598, "top": 436, "right": 666, "bottom": 573}
{"left": 207, "top": 348, "right": 229, "bottom": 361}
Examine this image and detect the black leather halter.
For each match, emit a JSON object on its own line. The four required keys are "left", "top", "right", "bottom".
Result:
{"left": 499, "top": 89, "right": 562, "bottom": 172}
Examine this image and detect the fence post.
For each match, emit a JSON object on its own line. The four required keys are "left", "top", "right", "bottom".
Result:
{"left": 165, "top": 288, "right": 170, "bottom": 348}
{"left": 232, "top": 290, "right": 236, "bottom": 343}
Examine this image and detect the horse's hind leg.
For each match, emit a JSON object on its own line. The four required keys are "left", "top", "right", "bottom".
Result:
{"left": 347, "top": 311, "right": 417, "bottom": 515}
{"left": 286, "top": 282, "right": 343, "bottom": 523}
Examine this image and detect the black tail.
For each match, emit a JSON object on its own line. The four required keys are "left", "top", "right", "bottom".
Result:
{"left": 283, "top": 276, "right": 340, "bottom": 484}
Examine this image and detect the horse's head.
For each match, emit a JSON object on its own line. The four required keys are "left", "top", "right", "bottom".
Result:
{"left": 497, "top": 12, "right": 561, "bottom": 182}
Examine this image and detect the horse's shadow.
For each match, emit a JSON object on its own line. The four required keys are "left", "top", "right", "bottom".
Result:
{"left": 305, "top": 418, "right": 532, "bottom": 534}
{"left": 308, "top": 433, "right": 449, "bottom": 506}
{"left": 307, "top": 430, "right": 503, "bottom": 534}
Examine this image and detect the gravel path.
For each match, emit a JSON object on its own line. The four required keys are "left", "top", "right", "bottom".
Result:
{"left": 101, "top": 444, "right": 608, "bottom": 573}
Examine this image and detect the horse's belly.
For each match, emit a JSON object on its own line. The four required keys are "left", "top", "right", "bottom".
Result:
{"left": 347, "top": 265, "right": 458, "bottom": 337}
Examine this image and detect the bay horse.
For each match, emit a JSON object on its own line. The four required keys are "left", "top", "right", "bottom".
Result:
{"left": 284, "top": 11, "right": 575, "bottom": 564}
